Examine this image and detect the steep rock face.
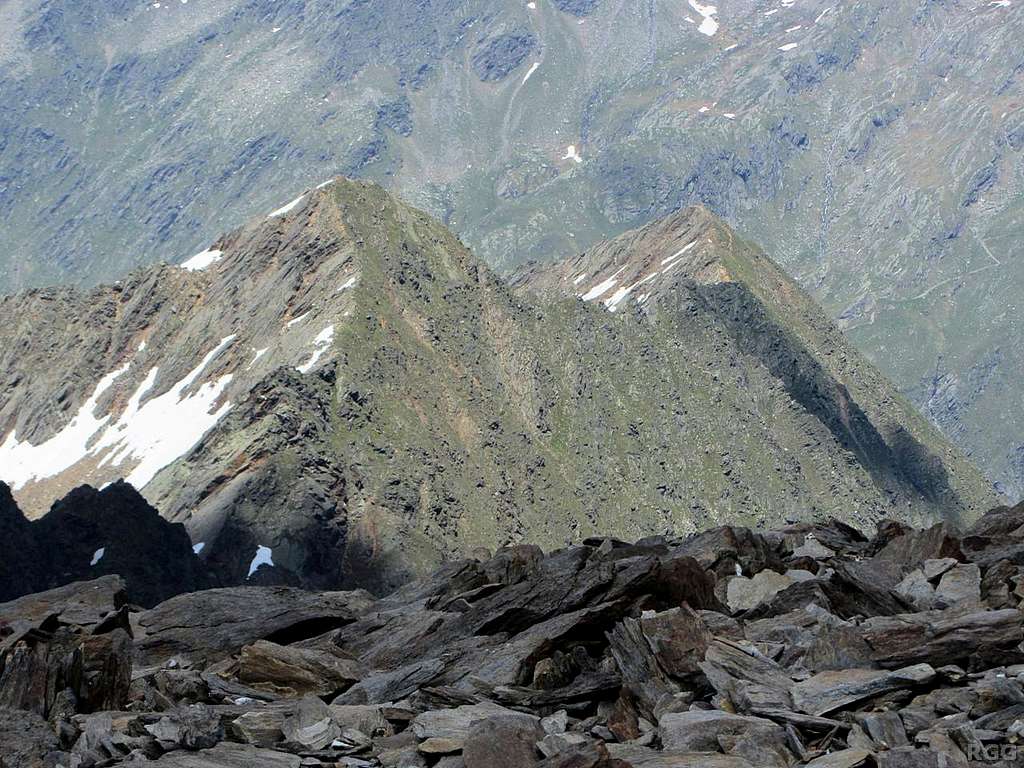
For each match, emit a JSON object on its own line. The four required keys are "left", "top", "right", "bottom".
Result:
{"left": 0, "top": 481, "right": 208, "bottom": 606}
{"left": 0, "top": 180, "right": 999, "bottom": 593}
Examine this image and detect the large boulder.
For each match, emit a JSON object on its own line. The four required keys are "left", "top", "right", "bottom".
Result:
{"left": 234, "top": 639, "right": 365, "bottom": 698}
{"left": 659, "top": 710, "right": 792, "bottom": 767}
{"left": 0, "top": 577, "right": 133, "bottom": 719}
{"left": 135, "top": 586, "right": 375, "bottom": 666}
{"left": 462, "top": 713, "right": 544, "bottom": 768}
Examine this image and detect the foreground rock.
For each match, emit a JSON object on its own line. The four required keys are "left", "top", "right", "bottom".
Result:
{"left": 6, "top": 507, "right": 1024, "bottom": 765}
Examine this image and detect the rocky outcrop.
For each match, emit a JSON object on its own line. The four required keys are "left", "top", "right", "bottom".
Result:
{"left": 6, "top": 506, "right": 1024, "bottom": 766}
{"left": 0, "top": 481, "right": 209, "bottom": 606}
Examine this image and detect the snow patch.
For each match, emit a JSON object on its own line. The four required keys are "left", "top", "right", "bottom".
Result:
{"left": 0, "top": 362, "right": 131, "bottom": 490}
{"left": 778, "top": 42, "right": 800, "bottom": 51}
{"left": 287, "top": 312, "right": 310, "bottom": 328}
{"left": 297, "top": 326, "right": 335, "bottom": 374}
{"left": 662, "top": 241, "right": 698, "bottom": 266}
{"left": 688, "top": 0, "right": 719, "bottom": 36}
{"left": 563, "top": 145, "right": 583, "bottom": 164}
{"left": 180, "top": 248, "right": 223, "bottom": 272}
{"left": 247, "top": 545, "right": 274, "bottom": 578}
{"left": 605, "top": 271, "right": 660, "bottom": 312}
{"left": 580, "top": 266, "right": 627, "bottom": 302}
{"left": 316, "top": 179, "right": 335, "bottom": 189}
{"left": 572, "top": 273, "right": 588, "bottom": 285}
{"left": 268, "top": 194, "right": 306, "bottom": 218}
{"left": 249, "top": 348, "right": 269, "bottom": 368}
{"left": 337, "top": 276, "right": 357, "bottom": 292}
{"left": 90, "top": 548, "right": 105, "bottom": 566}
{"left": 92, "top": 335, "right": 237, "bottom": 489}
{"left": 522, "top": 62, "right": 540, "bottom": 85}
{"left": 193, "top": 542, "right": 205, "bottom": 554}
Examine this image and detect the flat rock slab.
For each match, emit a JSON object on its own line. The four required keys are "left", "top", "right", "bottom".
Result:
{"left": 412, "top": 702, "right": 525, "bottom": 742}
{"left": 859, "top": 608, "right": 1023, "bottom": 668}
{"left": 149, "top": 742, "right": 302, "bottom": 766}
{"left": 235, "top": 639, "right": 365, "bottom": 697}
{"left": 934, "top": 564, "right": 981, "bottom": 607}
{"left": 608, "top": 744, "right": 756, "bottom": 767}
{"left": 804, "top": 749, "right": 872, "bottom": 768}
{"left": 0, "top": 575, "right": 126, "bottom": 629}
{"left": 659, "top": 710, "right": 784, "bottom": 752}
{"left": 727, "top": 571, "right": 794, "bottom": 613}
{"left": 791, "top": 664, "right": 935, "bottom": 716}
{"left": 136, "top": 586, "right": 375, "bottom": 666}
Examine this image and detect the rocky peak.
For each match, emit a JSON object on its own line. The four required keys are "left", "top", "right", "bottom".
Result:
{"left": 0, "top": 179, "right": 376, "bottom": 516}
{"left": 0, "top": 179, "right": 1000, "bottom": 595}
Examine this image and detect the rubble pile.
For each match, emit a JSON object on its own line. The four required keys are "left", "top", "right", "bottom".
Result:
{"left": 4, "top": 503, "right": 1024, "bottom": 767}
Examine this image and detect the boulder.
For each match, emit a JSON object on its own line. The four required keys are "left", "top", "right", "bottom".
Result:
{"left": 804, "top": 750, "right": 872, "bottom": 768}
{"left": 966, "top": 501, "right": 1024, "bottom": 538}
{"left": 462, "top": 713, "right": 544, "bottom": 768}
{"left": 791, "top": 664, "right": 935, "bottom": 716}
{"left": 611, "top": 749, "right": 754, "bottom": 767}
{"left": 859, "top": 608, "right": 1023, "bottom": 668}
{"left": 279, "top": 694, "right": 340, "bottom": 749}
{"left": 412, "top": 702, "right": 527, "bottom": 743}
{"left": 659, "top": 710, "right": 791, "bottom": 766}
{"left": 145, "top": 704, "right": 223, "bottom": 750}
{"left": 933, "top": 564, "right": 981, "bottom": 608}
{"left": 229, "top": 707, "right": 289, "bottom": 746}
{"left": 136, "top": 586, "right": 374, "bottom": 666}
{"left": 0, "top": 574, "right": 126, "bottom": 629}
{"left": 234, "top": 639, "right": 364, "bottom": 697}
{"left": 145, "top": 742, "right": 302, "bottom": 766}
{"left": 727, "top": 570, "right": 795, "bottom": 613}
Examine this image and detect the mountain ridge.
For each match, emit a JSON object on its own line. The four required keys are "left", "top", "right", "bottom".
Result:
{"left": 0, "top": 178, "right": 1000, "bottom": 593}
